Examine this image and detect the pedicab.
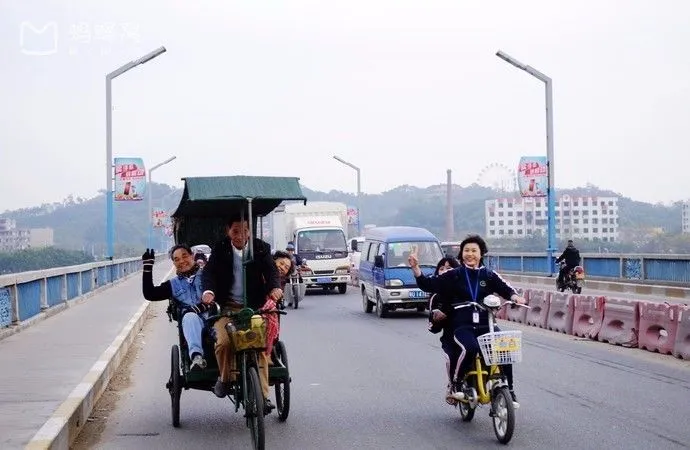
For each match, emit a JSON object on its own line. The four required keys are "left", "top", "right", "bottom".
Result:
{"left": 165, "top": 175, "right": 306, "bottom": 450}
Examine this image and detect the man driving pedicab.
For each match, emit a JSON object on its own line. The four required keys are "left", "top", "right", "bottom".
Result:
{"left": 201, "top": 215, "right": 283, "bottom": 412}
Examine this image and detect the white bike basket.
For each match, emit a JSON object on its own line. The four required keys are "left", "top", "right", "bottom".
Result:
{"left": 477, "top": 330, "right": 523, "bottom": 365}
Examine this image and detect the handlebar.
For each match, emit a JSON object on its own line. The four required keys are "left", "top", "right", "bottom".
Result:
{"left": 451, "top": 300, "right": 530, "bottom": 312}
{"left": 205, "top": 305, "right": 287, "bottom": 326}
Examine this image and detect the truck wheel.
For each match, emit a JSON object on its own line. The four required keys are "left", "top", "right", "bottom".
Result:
{"left": 338, "top": 283, "right": 347, "bottom": 294}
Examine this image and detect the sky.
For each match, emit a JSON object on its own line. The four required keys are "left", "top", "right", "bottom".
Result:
{"left": 1, "top": 0, "right": 689, "bottom": 212}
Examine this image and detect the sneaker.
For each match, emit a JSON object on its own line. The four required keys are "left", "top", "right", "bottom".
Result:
{"left": 190, "top": 353, "right": 207, "bottom": 371}
{"left": 509, "top": 390, "right": 520, "bottom": 409}
{"left": 445, "top": 384, "right": 458, "bottom": 405}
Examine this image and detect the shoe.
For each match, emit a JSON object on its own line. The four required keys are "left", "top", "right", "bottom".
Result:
{"left": 190, "top": 353, "right": 207, "bottom": 371}
{"left": 509, "top": 390, "right": 520, "bottom": 409}
{"left": 264, "top": 398, "right": 275, "bottom": 414}
{"left": 445, "top": 384, "right": 459, "bottom": 405}
{"left": 213, "top": 379, "right": 232, "bottom": 398}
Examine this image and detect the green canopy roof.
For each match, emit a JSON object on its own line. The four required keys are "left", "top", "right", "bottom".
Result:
{"left": 171, "top": 175, "right": 307, "bottom": 246}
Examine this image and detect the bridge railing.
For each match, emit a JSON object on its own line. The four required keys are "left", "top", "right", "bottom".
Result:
{"left": 0, "top": 255, "right": 165, "bottom": 330}
{"left": 485, "top": 252, "right": 690, "bottom": 285}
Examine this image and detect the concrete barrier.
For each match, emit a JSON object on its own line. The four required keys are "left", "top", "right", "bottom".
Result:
{"left": 598, "top": 298, "right": 640, "bottom": 347}
{"left": 546, "top": 292, "right": 574, "bottom": 334}
{"left": 0, "top": 254, "right": 165, "bottom": 341}
{"left": 672, "top": 305, "right": 690, "bottom": 359}
{"left": 571, "top": 295, "right": 605, "bottom": 339}
{"left": 638, "top": 302, "right": 682, "bottom": 355}
{"left": 524, "top": 289, "right": 550, "bottom": 328}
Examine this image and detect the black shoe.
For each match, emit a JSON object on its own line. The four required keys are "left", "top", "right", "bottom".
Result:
{"left": 263, "top": 398, "right": 275, "bottom": 414}
{"left": 213, "top": 379, "right": 231, "bottom": 398}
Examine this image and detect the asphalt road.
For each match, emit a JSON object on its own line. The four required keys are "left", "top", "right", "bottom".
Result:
{"left": 84, "top": 287, "right": 690, "bottom": 450}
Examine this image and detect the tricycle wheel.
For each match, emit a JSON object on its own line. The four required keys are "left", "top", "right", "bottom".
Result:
{"left": 492, "top": 386, "right": 515, "bottom": 444}
{"left": 169, "top": 345, "right": 182, "bottom": 428}
{"left": 274, "top": 341, "right": 291, "bottom": 422}
{"left": 246, "top": 366, "right": 265, "bottom": 450}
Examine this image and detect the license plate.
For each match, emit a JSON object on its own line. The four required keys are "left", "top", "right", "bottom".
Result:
{"left": 493, "top": 336, "right": 521, "bottom": 352}
{"left": 316, "top": 277, "right": 331, "bottom": 283}
{"left": 409, "top": 290, "right": 428, "bottom": 299}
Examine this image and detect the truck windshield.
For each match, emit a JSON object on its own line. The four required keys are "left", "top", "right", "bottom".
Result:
{"left": 386, "top": 241, "right": 443, "bottom": 268}
{"left": 297, "top": 230, "right": 347, "bottom": 252}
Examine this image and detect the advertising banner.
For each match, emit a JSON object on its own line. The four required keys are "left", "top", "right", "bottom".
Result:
{"left": 152, "top": 209, "right": 167, "bottom": 228}
{"left": 347, "top": 206, "right": 359, "bottom": 225}
{"left": 114, "top": 157, "right": 146, "bottom": 201}
{"left": 517, "top": 156, "right": 548, "bottom": 198}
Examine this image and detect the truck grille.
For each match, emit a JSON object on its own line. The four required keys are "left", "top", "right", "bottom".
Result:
{"left": 313, "top": 270, "right": 334, "bottom": 275}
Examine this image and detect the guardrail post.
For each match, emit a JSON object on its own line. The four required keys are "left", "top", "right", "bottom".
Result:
{"left": 619, "top": 256, "right": 624, "bottom": 279}
{"left": 78, "top": 270, "right": 83, "bottom": 296}
{"left": 10, "top": 284, "right": 19, "bottom": 324}
{"left": 640, "top": 256, "right": 646, "bottom": 281}
{"left": 40, "top": 277, "right": 48, "bottom": 311}
{"left": 62, "top": 273, "right": 68, "bottom": 303}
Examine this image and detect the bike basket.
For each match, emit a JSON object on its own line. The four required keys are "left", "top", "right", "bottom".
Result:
{"left": 230, "top": 316, "right": 267, "bottom": 352}
{"left": 477, "top": 330, "right": 523, "bottom": 365}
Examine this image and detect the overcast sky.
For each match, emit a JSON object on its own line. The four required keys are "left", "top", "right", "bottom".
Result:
{"left": 1, "top": 0, "right": 689, "bottom": 212}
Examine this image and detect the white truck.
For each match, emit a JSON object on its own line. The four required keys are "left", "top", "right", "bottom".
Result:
{"left": 270, "top": 201, "right": 351, "bottom": 294}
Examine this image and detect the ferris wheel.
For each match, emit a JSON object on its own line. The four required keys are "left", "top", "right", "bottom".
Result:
{"left": 476, "top": 163, "right": 517, "bottom": 193}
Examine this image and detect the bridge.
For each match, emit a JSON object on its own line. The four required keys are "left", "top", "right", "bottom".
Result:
{"left": 1, "top": 252, "right": 688, "bottom": 449}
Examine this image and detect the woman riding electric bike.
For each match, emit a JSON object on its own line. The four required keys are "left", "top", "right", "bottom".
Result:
{"left": 411, "top": 235, "right": 525, "bottom": 407}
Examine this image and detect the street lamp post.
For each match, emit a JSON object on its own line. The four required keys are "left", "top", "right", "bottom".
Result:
{"left": 106, "top": 46, "right": 167, "bottom": 259}
{"left": 333, "top": 155, "right": 362, "bottom": 235}
{"left": 147, "top": 156, "right": 177, "bottom": 248}
{"left": 496, "top": 50, "right": 557, "bottom": 275}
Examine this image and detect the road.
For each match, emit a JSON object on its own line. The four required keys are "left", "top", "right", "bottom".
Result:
{"left": 79, "top": 288, "right": 690, "bottom": 450}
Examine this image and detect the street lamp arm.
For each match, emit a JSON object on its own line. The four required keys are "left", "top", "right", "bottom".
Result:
{"left": 495, "top": 50, "right": 551, "bottom": 83}
{"left": 107, "top": 46, "right": 167, "bottom": 80}
{"left": 333, "top": 155, "right": 360, "bottom": 171}
{"left": 150, "top": 156, "right": 177, "bottom": 172}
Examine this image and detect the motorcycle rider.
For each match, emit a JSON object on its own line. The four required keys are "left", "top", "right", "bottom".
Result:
{"left": 556, "top": 239, "right": 581, "bottom": 287}
{"left": 411, "top": 234, "right": 525, "bottom": 407}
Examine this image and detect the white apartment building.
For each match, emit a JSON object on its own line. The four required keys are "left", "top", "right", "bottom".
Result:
{"left": 683, "top": 201, "right": 689, "bottom": 234}
{"left": 0, "top": 219, "right": 54, "bottom": 252}
{"left": 485, "top": 195, "right": 620, "bottom": 242}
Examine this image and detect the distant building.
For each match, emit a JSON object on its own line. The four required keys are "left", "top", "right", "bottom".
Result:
{"left": 0, "top": 219, "right": 54, "bottom": 252}
{"left": 683, "top": 201, "right": 690, "bottom": 234}
{"left": 29, "top": 228, "right": 54, "bottom": 248}
{"left": 485, "top": 195, "right": 620, "bottom": 242}
{"left": 0, "top": 219, "right": 30, "bottom": 252}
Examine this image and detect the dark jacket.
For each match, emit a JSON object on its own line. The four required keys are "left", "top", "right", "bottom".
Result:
{"left": 556, "top": 246, "right": 581, "bottom": 267}
{"left": 416, "top": 265, "right": 516, "bottom": 328}
{"left": 201, "top": 237, "right": 280, "bottom": 310}
{"left": 428, "top": 293, "right": 454, "bottom": 342}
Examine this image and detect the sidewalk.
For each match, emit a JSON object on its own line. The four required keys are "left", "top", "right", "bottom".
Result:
{"left": 0, "top": 262, "right": 172, "bottom": 449}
